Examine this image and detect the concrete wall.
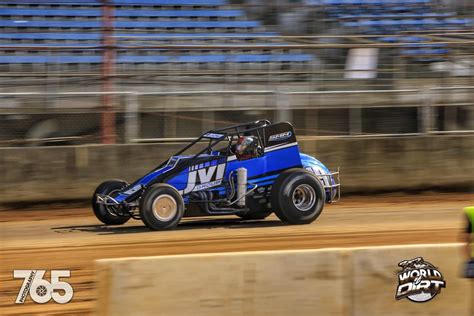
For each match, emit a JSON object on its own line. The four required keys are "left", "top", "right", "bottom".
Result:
{"left": 96, "top": 249, "right": 351, "bottom": 316}
{"left": 95, "top": 243, "right": 472, "bottom": 316}
{"left": 299, "top": 135, "right": 474, "bottom": 193}
{"left": 352, "top": 244, "right": 470, "bottom": 316}
{"left": 0, "top": 135, "right": 473, "bottom": 205}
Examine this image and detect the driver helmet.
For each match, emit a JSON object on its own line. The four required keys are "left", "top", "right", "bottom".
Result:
{"left": 235, "top": 136, "right": 258, "bottom": 160}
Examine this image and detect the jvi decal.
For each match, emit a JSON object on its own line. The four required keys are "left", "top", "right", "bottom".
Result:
{"left": 180, "top": 163, "right": 226, "bottom": 194}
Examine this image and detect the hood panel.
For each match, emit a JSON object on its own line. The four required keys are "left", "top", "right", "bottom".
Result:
{"left": 300, "top": 153, "right": 331, "bottom": 174}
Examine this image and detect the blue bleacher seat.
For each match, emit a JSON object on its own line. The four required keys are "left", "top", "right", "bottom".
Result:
{"left": 312, "top": 0, "right": 431, "bottom": 4}
{"left": 0, "top": 0, "right": 314, "bottom": 67}
{"left": 339, "top": 12, "right": 455, "bottom": 19}
{"left": 341, "top": 21, "right": 354, "bottom": 27}
{"left": 404, "top": 44, "right": 448, "bottom": 49}
{"left": 0, "top": 56, "right": 101, "bottom": 64}
{"left": 445, "top": 18, "right": 472, "bottom": 25}
{"left": 0, "top": 9, "right": 243, "bottom": 18}
{"left": 2, "top": 43, "right": 290, "bottom": 49}
{"left": 0, "top": 0, "right": 227, "bottom": 5}
{"left": 0, "top": 20, "right": 260, "bottom": 29}
{"left": 0, "top": 54, "right": 313, "bottom": 64}
{"left": 378, "top": 35, "right": 427, "bottom": 43}
{"left": 402, "top": 36, "right": 427, "bottom": 42}
{"left": 0, "top": 32, "right": 277, "bottom": 41}
{"left": 310, "top": 0, "right": 470, "bottom": 62}
{"left": 400, "top": 48, "right": 449, "bottom": 56}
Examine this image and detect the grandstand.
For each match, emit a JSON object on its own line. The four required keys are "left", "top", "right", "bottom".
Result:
{"left": 308, "top": 0, "right": 473, "bottom": 62}
{"left": 0, "top": 0, "right": 472, "bottom": 144}
{"left": 0, "top": 0, "right": 313, "bottom": 70}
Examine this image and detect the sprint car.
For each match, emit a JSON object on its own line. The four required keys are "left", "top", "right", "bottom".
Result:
{"left": 92, "top": 120, "right": 340, "bottom": 230}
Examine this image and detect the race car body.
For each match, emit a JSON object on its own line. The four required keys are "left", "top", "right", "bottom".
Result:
{"left": 92, "top": 120, "right": 340, "bottom": 230}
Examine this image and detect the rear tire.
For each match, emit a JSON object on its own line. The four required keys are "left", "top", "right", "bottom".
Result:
{"left": 139, "top": 184, "right": 184, "bottom": 231}
{"left": 92, "top": 180, "right": 131, "bottom": 225}
{"left": 271, "top": 169, "right": 325, "bottom": 225}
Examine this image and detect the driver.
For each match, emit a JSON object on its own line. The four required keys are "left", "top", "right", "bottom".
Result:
{"left": 235, "top": 136, "right": 259, "bottom": 160}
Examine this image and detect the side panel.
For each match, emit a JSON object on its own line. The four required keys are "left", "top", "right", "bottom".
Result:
{"left": 113, "top": 154, "right": 223, "bottom": 203}
{"left": 168, "top": 157, "right": 227, "bottom": 195}
{"left": 226, "top": 143, "right": 302, "bottom": 184}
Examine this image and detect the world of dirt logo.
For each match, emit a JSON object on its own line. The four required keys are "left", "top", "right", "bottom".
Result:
{"left": 395, "top": 257, "right": 446, "bottom": 303}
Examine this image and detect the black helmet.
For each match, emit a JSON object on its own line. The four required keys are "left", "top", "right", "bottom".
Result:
{"left": 235, "top": 136, "right": 259, "bottom": 160}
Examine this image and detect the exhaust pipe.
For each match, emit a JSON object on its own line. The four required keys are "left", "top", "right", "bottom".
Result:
{"left": 236, "top": 167, "right": 247, "bottom": 207}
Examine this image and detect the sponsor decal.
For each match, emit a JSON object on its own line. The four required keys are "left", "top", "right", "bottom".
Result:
{"left": 180, "top": 163, "right": 226, "bottom": 194}
{"left": 268, "top": 131, "right": 292, "bottom": 142}
{"left": 395, "top": 257, "right": 446, "bottom": 303}
{"left": 14, "top": 270, "right": 74, "bottom": 304}
{"left": 123, "top": 185, "right": 141, "bottom": 195}
{"left": 203, "top": 132, "right": 225, "bottom": 139}
{"left": 194, "top": 179, "right": 223, "bottom": 191}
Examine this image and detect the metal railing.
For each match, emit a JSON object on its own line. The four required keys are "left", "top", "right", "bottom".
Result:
{"left": 0, "top": 86, "right": 472, "bottom": 146}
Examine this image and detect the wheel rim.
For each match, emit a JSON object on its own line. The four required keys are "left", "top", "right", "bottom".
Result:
{"left": 292, "top": 184, "right": 316, "bottom": 212}
{"left": 152, "top": 194, "right": 177, "bottom": 221}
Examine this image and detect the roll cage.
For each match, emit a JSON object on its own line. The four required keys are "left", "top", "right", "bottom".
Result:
{"left": 151, "top": 119, "right": 274, "bottom": 171}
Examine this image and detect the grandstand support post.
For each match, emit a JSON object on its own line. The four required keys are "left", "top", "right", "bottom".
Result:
{"left": 204, "top": 111, "right": 215, "bottom": 131}
{"left": 125, "top": 93, "right": 139, "bottom": 143}
{"left": 275, "top": 92, "right": 291, "bottom": 123}
{"left": 101, "top": 0, "right": 116, "bottom": 144}
{"left": 419, "top": 88, "right": 433, "bottom": 134}
{"left": 349, "top": 107, "right": 362, "bottom": 135}
{"left": 163, "top": 112, "right": 177, "bottom": 138}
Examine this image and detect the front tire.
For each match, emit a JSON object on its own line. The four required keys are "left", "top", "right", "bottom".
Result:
{"left": 271, "top": 169, "right": 325, "bottom": 225}
{"left": 139, "top": 184, "right": 184, "bottom": 231}
{"left": 92, "top": 180, "right": 131, "bottom": 225}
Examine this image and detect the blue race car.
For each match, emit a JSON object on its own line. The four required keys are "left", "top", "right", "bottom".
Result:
{"left": 92, "top": 120, "right": 340, "bottom": 230}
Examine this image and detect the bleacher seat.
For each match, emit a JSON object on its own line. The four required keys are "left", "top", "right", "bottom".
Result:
{"left": 0, "top": 9, "right": 244, "bottom": 18}
{"left": 0, "top": 54, "right": 313, "bottom": 64}
{"left": 0, "top": 0, "right": 314, "bottom": 69}
{"left": 0, "top": 20, "right": 261, "bottom": 29}
{"left": 338, "top": 12, "right": 454, "bottom": 19}
{"left": 1, "top": 0, "right": 227, "bottom": 5}
{"left": 0, "top": 32, "right": 277, "bottom": 41}
{"left": 400, "top": 48, "right": 449, "bottom": 55}
{"left": 313, "top": 0, "right": 473, "bottom": 62}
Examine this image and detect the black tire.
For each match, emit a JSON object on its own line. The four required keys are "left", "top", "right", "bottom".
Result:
{"left": 139, "top": 184, "right": 185, "bottom": 231}
{"left": 92, "top": 180, "right": 131, "bottom": 225}
{"left": 237, "top": 198, "right": 273, "bottom": 220}
{"left": 271, "top": 169, "right": 326, "bottom": 225}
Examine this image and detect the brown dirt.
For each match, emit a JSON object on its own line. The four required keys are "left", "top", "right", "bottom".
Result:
{"left": 0, "top": 193, "right": 472, "bottom": 315}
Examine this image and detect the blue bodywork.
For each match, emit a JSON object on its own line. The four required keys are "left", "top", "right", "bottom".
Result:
{"left": 114, "top": 143, "right": 338, "bottom": 204}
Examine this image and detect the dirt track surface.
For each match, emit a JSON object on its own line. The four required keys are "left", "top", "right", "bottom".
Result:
{"left": 0, "top": 193, "right": 472, "bottom": 315}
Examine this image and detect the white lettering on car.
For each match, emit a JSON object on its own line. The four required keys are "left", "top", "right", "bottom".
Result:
{"left": 180, "top": 163, "right": 226, "bottom": 194}
{"left": 268, "top": 131, "right": 292, "bottom": 142}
